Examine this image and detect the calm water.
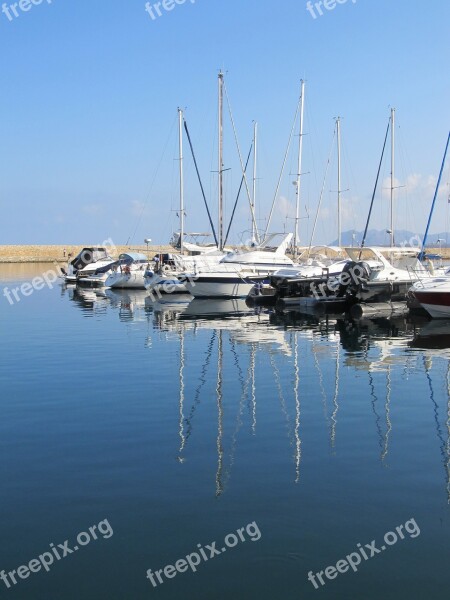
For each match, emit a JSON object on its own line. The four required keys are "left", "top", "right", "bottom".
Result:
{"left": 0, "top": 264, "right": 449, "bottom": 600}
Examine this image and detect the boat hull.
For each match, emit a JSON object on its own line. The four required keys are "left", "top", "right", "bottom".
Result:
{"left": 412, "top": 291, "right": 450, "bottom": 318}
{"left": 106, "top": 272, "right": 146, "bottom": 289}
{"left": 185, "top": 276, "right": 263, "bottom": 299}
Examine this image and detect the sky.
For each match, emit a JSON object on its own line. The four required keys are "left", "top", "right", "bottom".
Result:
{"left": 0, "top": 0, "right": 449, "bottom": 246}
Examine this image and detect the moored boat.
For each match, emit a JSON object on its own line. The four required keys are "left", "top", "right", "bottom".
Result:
{"left": 105, "top": 253, "right": 149, "bottom": 289}
{"left": 410, "top": 277, "right": 450, "bottom": 318}
{"left": 184, "top": 267, "right": 267, "bottom": 299}
{"left": 61, "top": 247, "right": 114, "bottom": 285}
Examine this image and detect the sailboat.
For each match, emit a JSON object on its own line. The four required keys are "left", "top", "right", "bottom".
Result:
{"left": 266, "top": 104, "right": 351, "bottom": 306}
{"left": 410, "top": 132, "right": 450, "bottom": 318}
{"left": 144, "top": 107, "right": 225, "bottom": 296}
{"left": 183, "top": 73, "right": 295, "bottom": 299}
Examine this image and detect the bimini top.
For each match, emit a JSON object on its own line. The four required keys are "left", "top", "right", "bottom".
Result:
{"left": 70, "top": 247, "right": 112, "bottom": 270}
{"left": 93, "top": 253, "right": 148, "bottom": 275}
{"left": 118, "top": 253, "right": 148, "bottom": 263}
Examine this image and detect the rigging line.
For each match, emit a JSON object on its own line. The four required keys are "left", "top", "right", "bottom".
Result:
{"left": 341, "top": 133, "right": 357, "bottom": 233}
{"left": 183, "top": 120, "right": 219, "bottom": 246}
{"left": 223, "top": 81, "right": 260, "bottom": 244}
{"left": 397, "top": 125, "right": 415, "bottom": 233}
{"left": 169, "top": 131, "right": 179, "bottom": 229}
{"left": 264, "top": 98, "right": 300, "bottom": 241}
{"left": 303, "top": 102, "right": 319, "bottom": 242}
{"left": 420, "top": 131, "right": 450, "bottom": 258}
{"left": 360, "top": 119, "right": 391, "bottom": 254}
{"left": 395, "top": 127, "right": 408, "bottom": 230}
{"left": 223, "top": 143, "right": 253, "bottom": 247}
{"left": 308, "top": 127, "right": 336, "bottom": 254}
{"left": 446, "top": 161, "right": 450, "bottom": 245}
{"left": 126, "top": 113, "right": 177, "bottom": 245}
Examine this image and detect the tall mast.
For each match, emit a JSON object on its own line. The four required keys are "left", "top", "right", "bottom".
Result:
{"left": 218, "top": 72, "right": 224, "bottom": 251}
{"left": 294, "top": 80, "right": 305, "bottom": 257}
{"left": 336, "top": 116, "right": 342, "bottom": 247}
{"left": 252, "top": 121, "right": 258, "bottom": 243}
{"left": 390, "top": 108, "right": 395, "bottom": 247}
{"left": 178, "top": 108, "right": 184, "bottom": 253}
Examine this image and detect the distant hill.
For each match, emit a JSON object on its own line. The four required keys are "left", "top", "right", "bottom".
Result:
{"left": 329, "top": 229, "right": 450, "bottom": 247}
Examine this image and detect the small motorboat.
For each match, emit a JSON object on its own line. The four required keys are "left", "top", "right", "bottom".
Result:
{"left": 61, "top": 247, "right": 114, "bottom": 285}
{"left": 410, "top": 276, "right": 450, "bottom": 318}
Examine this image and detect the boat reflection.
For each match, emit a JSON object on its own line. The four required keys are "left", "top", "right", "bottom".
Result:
{"left": 105, "top": 289, "right": 153, "bottom": 322}
{"left": 410, "top": 320, "right": 450, "bottom": 357}
{"left": 65, "top": 285, "right": 108, "bottom": 316}
{"left": 61, "top": 289, "right": 450, "bottom": 501}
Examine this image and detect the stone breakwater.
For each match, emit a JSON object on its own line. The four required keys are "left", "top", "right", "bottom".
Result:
{"left": 1, "top": 245, "right": 450, "bottom": 263}
{"left": 0, "top": 245, "right": 175, "bottom": 263}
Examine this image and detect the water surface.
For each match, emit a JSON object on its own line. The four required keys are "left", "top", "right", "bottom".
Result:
{"left": 0, "top": 264, "right": 449, "bottom": 599}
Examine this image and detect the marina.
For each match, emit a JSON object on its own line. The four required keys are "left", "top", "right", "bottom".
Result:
{"left": 1, "top": 1, "right": 450, "bottom": 597}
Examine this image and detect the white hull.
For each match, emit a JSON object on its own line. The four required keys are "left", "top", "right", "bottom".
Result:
{"left": 411, "top": 278, "right": 450, "bottom": 318}
{"left": 185, "top": 279, "right": 258, "bottom": 299}
{"left": 106, "top": 271, "right": 146, "bottom": 289}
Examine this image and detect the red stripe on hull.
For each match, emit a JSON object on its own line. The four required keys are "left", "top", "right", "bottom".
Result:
{"left": 413, "top": 291, "right": 450, "bottom": 307}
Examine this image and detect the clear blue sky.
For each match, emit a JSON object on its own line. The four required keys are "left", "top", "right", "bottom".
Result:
{"left": 0, "top": 0, "right": 449, "bottom": 245}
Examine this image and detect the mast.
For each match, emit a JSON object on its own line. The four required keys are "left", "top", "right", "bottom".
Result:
{"left": 336, "top": 117, "right": 342, "bottom": 247}
{"left": 252, "top": 121, "right": 258, "bottom": 243}
{"left": 360, "top": 119, "right": 391, "bottom": 253}
{"left": 294, "top": 80, "right": 305, "bottom": 257}
{"left": 390, "top": 108, "right": 395, "bottom": 247}
{"left": 218, "top": 72, "right": 224, "bottom": 251}
{"left": 178, "top": 108, "right": 184, "bottom": 253}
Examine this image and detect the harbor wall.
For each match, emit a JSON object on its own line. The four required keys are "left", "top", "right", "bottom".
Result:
{"left": 1, "top": 245, "right": 450, "bottom": 263}
{"left": 0, "top": 245, "right": 175, "bottom": 263}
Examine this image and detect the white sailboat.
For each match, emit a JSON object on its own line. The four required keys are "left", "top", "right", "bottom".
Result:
{"left": 144, "top": 107, "right": 225, "bottom": 296}
{"left": 183, "top": 74, "right": 295, "bottom": 299}
{"left": 104, "top": 253, "right": 149, "bottom": 289}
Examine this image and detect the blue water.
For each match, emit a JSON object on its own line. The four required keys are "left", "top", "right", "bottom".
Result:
{"left": 0, "top": 264, "right": 449, "bottom": 599}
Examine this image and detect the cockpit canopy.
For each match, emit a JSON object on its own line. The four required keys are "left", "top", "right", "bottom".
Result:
{"left": 70, "top": 247, "right": 112, "bottom": 270}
